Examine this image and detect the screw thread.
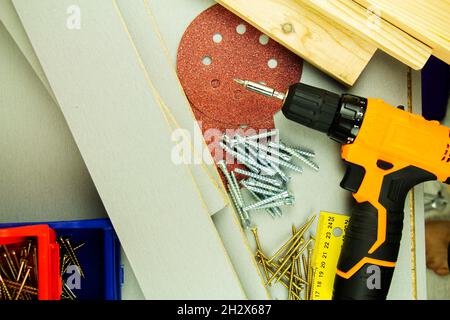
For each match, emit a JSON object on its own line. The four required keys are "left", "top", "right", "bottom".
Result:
{"left": 243, "top": 191, "right": 289, "bottom": 211}
{"left": 228, "top": 183, "right": 250, "bottom": 228}
{"left": 220, "top": 142, "right": 275, "bottom": 175}
{"left": 288, "top": 149, "right": 319, "bottom": 171}
{"left": 245, "top": 179, "right": 285, "bottom": 193}
{"left": 240, "top": 138, "right": 292, "bottom": 162}
{"left": 250, "top": 200, "right": 292, "bottom": 211}
{"left": 244, "top": 184, "right": 279, "bottom": 197}
{"left": 293, "top": 148, "right": 315, "bottom": 158}
{"left": 262, "top": 154, "right": 303, "bottom": 173}
{"left": 246, "top": 189, "right": 277, "bottom": 218}
{"left": 267, "top": 161, "right": 290, "bottom": 183}
{"left": 245, "top": 130, "right": 278, "bottom": 141}
{"left": 234, "top": 168, "right": 282, "bottom": 187}
{"left": 231, "top": 172, "right": 244, "bottom": 208}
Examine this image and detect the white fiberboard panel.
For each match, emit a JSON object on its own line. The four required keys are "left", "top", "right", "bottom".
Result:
{"left": 13, "top": 0, "right": 245, "bottom": 299}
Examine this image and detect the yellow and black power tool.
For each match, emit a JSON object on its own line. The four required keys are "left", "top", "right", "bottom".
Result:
{"left": 235, "top": 79, "right": 450, "bottom": 300}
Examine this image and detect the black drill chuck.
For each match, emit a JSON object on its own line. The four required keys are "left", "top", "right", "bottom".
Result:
{"left": 282, "top": 83, "right": 340, "bottom": 134}
{"left": 282, "top": 83, "right": 367, "bottom": 144}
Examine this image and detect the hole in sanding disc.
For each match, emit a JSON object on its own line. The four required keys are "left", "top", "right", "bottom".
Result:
{"left": 236, "top": 24, "right": 247, "bottom": 35}
{"left": 202, "top": 56, "right": 212, "bottom": 66}
{"left": 213, "top": 33, "right": 223, "bottom": 43}
{"left": 259, "top": 34, "right": 269, "bottom": 45}
{"left": 268, "top": 59, "right": 278, "bottom": 69}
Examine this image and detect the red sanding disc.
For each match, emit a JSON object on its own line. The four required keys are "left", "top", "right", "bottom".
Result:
{"left": 177, "top": 4, "right": 303, "bottom": 129}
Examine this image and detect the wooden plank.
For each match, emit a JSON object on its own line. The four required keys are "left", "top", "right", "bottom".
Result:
{"left": 354, "top": 0, "right": 450, "bottom": 64}
{"left": 216, "top": 0, "right": 377, "bottom": 86}
{"left": 13, "top": 0, "right": 246, "bottom": 299}
{"left": 299, "top": 0, "right": 432, "bottom": 70}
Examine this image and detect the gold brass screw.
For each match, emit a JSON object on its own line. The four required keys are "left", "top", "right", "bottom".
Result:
{"left": 251, "top": 228, "right": 270, "bottom": 282}
{"left": 2, "top": 245, "right": 17, "bottom": 278}
{"left": 11, "top": 250, "right": 20, "bottom": 269}
{"left": 14, "top": 266, "right": 31, "bottom": 300}
{"left": 268, "top": 214, "right": 315, "bottom": 263}
{"left": 59, "top": 237, "right": 84, "bottom": 278}
{"left": 32, "top": 246, "right": 38, "bottom": 284}
{"left": 252, "top": 216, "right": 315, "bottom": 300}
{"left": 0, "top": 272, "right": 12, "bottom": 300}
{"left": 3, "top": 253, "right": 16, "bottom": 279}
{"left": 266, "top": 236, "right": 305, "bottom": 286}
{"left": 26, "top": 240, "right": 32, "bottom": 257}
{"left": 16, "top": 258, "right": 27, "bottom": 282}
{"left": 63, "top": 283, "right": 76, "bottom": 300}
{"left": 73, "top": 242, "right": 85, "bottom": 251}
{"left": 272, "top": 238, "right": 312, "bottom": 286}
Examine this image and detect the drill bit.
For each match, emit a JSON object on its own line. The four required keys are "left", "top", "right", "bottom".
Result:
{"left": 234, "top": 79, "right": 286, "bottom": 100}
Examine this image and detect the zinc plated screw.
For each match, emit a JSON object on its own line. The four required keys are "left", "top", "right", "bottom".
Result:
{"left": 217, "top": 160, "right": 232, "bottom": 181}
{"left": 270, "top": 142, "right": 319, "bottom": 171}
{"left": 218, "top": 160, "right": 251, "bottom": 227}
{"left": 220, "top": 142, "right": 275, "bottom": 175}
{"left": 234, "top": 144, "right": 266, "bottom": 174}
{"left": 237, "top": 137, "right": 292, "bottom": 162}
{"left": 244, "top": 145, "right": 275, "bottom": 176}
{"left": 234, "top": 168, "right": 283, "bottom": 187}
{"left": 245, "top": 130, "right": 278, "bottom": 141}
{"left": 231, "top": 171, "right": 244, "bottom": 208}
{"left": 250, "top": 198, "right": 294, "bottom": 211}
{"left": 260, "top": 153, "right": 303, "bottom": 173}
{"left": 243, "top": 183, "right": 279, "bottom": 197}
{"left": 243, "top": 191, "right": 290, "bottom": 212}
{"left": 217, "top": 160, "right": 241, "bottom": 197}
{"left": 245, "top": 179, "right": 285, "bottom": 193}
{"left": 271, "top": 141, "right": 315, "bottom": 158}
{"left": 246, "top": 144, "right": 259, "bottom": 161}
{"left": 246, "top": 188, "right": 277, "bottom": 218}
{"left": 290, "top": 146, "right": 315, "bottom": 158}
{"left": 270, "top": 205, "right": 283, "bottom": 217}
{"left": 267, "top": 161, "right": 290, "bottom": 183}
{"left": 228, "top": 183, "right": 251, "bottom": 228}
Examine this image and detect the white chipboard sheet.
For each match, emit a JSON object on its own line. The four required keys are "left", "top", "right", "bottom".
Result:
{"left": 13, "top": 0, "right": 246, "bottom": 299}
{"left": 1, "top": 0, "right": 227, "bottom": 218}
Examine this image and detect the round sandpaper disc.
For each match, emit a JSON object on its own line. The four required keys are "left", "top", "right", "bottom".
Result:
{"left": 177, "top": 4, "right": 303, "bottom": 129}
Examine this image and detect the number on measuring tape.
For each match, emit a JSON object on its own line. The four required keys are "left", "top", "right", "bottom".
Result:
{"left": 311, "top": 212, "right": 349, "bottom": 300}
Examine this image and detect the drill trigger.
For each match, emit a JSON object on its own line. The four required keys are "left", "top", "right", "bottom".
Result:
{"left": 340, "top": 162, "right": 366, "bottom": 193}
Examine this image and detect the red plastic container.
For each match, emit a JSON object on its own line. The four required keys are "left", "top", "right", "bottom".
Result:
{"left": 0, "top": 225, "right": 62, "bottom": 300}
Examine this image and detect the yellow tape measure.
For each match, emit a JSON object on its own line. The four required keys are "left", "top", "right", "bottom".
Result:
{"left": 311, "top": 212, "right": 349, "bottom": 300}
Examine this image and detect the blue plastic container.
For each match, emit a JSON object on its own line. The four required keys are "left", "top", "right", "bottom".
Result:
{"left": 0, "top": 218, "right": 122, "bottom": 300}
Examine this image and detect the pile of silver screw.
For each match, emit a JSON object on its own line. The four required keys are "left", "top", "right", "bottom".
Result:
{"left": 218, "top": 130, "right": 318, "bottom": 229}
